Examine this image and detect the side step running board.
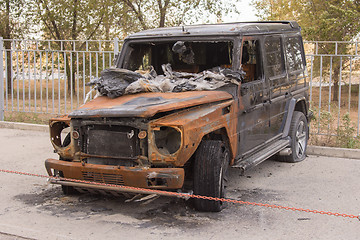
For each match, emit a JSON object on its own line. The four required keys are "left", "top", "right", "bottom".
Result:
{"left": 232, "top": 138, "right": 290, "bottom": 174}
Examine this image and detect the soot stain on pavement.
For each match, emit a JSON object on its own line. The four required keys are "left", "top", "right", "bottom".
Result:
{"left": 14, "top": 185, "right": 282, "bottom": 228}
{"left": 135, "top": 199, "right": 222, "bottom": 229}
{"left": 231, "top": 188, "right": 281, "bottom": 203}
{"left": 224, "top": 187, "right": 284, "bottom": 224}
{"left": 15, "top": 187, "right": 121, "bottom": 217}
{"left": 14, "top": 186, "right": 219, "bottom": 228}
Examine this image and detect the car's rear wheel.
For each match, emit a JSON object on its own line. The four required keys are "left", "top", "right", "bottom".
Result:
{"left": 279, "top": 111, "right": 308, "bottom": 163}
{"left": 193, "top": 140, "right": 230, "bottom": 212}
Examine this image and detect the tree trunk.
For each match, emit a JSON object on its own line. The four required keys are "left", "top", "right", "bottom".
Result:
{"left": 68, "top": 0, "right": 78, "bottom": 95}
{"left": 105, "top": 19, "right": 110, "bottom": 50}
{"left": 159, "top": 9, "right": 166, "bottom": 27}
{"left": 122, "top": 0, "right": 148, "bottom": 30}
{"left": 5, "top": 0, "right": 12, "bottom": 94}
{"left": 71, "top": 52, "right": 76, "bottom": 94}
{"left": 65, "top": 52, "right": 76, "bottom": 95}
{"left": 158, "top": 0, "right": 170, "bottom": 27}
{"left": 332, "top": 65, "right": 340, "bottom": 102}
{"left": 4, "top": 41, "right": 12, "bottom": 94}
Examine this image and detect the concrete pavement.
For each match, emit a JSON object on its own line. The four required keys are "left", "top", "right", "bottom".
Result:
{"left": 0, "top": 127, "right": 359, "bottom": 240}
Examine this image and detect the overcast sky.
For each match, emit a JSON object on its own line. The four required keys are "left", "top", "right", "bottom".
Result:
{"left": 223, "top": 0, "right": 258, "bottom": 22}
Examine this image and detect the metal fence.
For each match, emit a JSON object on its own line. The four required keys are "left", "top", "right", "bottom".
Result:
{"left": 1, "top": 38, "right": 360, "bottom": 138}
{"left": 304, "top": 41, "right": 360, "bottom": 138}
{"left": 0, "top": 37, "right": 121, "bottom": 119}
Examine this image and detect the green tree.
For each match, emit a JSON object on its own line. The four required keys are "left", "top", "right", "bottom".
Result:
{"left": 253, "top": 0, "right": 360, "bottom": 101}
{"left": 36, "top": 0, "right": 112, "bottom": 41}
{"left": 35, "top": 0, "right": 119, "bottom": 92}
{"left": 34, "top": 0, "right": 240, "bottom": 92}
{"left": 118, "top": 0, "right": 240, "bottom": 31}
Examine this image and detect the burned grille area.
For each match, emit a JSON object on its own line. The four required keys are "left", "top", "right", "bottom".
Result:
{"left": 82, "top": 171, "right": 125, "bottom": 185}
{"left": 81, "top": 124, "right": 140, "bottom": 161}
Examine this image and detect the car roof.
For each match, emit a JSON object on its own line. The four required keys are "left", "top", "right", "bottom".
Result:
{"left": 125, "top": 21, "right": 301, "bottom": 40}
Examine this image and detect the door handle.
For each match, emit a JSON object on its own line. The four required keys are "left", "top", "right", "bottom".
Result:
{"left": 263, "top": 99, "right": 271, "bottom": 106}
{"left": 243, "top": 106, "right": 256, "bottom": 114}
{"left": 240, "top": 86, "right": 249, "bottom": 95}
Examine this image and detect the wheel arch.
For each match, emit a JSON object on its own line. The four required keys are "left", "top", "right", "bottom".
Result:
{"left": 201, "top": 127, "right": 234, "bottom": 162}
{"left": 182, "top": 127, "right": 233, "bottom": 190}
{"left": 282, "top": 97, "right": 308, "bottom": 138}
{"left": 294, "top": 98, "right": 308, "bottom": 117}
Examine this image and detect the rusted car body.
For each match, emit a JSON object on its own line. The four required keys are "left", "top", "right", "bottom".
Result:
{"left": 46, "top": 21, "right": 310, "bottom": 211}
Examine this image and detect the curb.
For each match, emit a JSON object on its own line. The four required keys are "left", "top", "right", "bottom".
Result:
{"left": 1, "top": 121, "right": 359, "bottom": 160}
{"left": 0, "top": 121, "right": 48, "bottom": 132}
{"left": 306, "top": 145, "right": 360, "bottom": 160}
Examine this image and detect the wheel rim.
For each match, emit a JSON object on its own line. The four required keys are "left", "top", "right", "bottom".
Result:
{"left": 295, "top": 120, "right": 307, "bottom": 158}
{"left": 219, "top": 150, "right": 229, "bottom": 200}
{"left": 219, "top": 165, "right": 224, "bottom": 202}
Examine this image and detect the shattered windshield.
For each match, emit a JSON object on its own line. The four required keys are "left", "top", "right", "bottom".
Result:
{"left": 122, "top": 41, "right": 234, "bottom": 74}
{"left": 87, "top": 40, "right": 243, "bottom": 99}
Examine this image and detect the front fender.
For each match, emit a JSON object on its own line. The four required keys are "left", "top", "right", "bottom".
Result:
{"left": 49, "top": 115, "right": 75, "bottom": 160}
{"left": 149, "top": 100, "right": 237, "bottom": 166}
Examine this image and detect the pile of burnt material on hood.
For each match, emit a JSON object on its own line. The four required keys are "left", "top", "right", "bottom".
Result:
{"left": 87, "top": 64, "right": 245, "bottom": 98}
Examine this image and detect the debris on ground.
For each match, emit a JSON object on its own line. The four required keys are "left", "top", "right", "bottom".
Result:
{"left": 124, "top": 194, "right": 159, "bottom": 204}
{"left": 87, "top": 64, "right": 245, "bottom": 98}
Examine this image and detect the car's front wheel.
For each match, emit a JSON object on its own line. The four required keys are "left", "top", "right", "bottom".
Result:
{"left": 193, "top": 140, "right": 230, "bottom": 212}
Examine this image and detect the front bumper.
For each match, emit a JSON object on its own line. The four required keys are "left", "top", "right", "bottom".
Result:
{"left": 45, "top": 159, "right": 185, "bottom": 190}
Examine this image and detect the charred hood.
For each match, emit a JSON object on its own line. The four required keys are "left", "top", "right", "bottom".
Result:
{"left": 69, "top": 91, "right": 233, "bottom": 118}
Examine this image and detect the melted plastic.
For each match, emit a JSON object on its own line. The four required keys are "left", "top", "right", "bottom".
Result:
{"left": 87, "top": 64, "right": 245, "bottom": 98}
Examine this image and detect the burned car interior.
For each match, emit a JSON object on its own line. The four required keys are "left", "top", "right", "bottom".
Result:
{"left": 46, "top": 21, "right": 310, "bottom": 212}
{"left": 85, "top": 39, "right": 243, "bottom": 98}
{"left": 241, "top": 40, "right": 262, "bottom": 83}
{"left": 124, "top": 41, "right": 234, "bottom": 74}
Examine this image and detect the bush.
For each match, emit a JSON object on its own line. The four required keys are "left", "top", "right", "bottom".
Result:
{"left": 309, "top": 108, "right": 360, "bottom": 148}
{"left": 336, "top": 113, "right": 360, "bottom": 148}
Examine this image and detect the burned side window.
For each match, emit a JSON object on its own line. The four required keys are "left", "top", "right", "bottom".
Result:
{"left": 241, "top": 40, "right": 262, "bottom": 83}
{"left": 122, "top": 41, "right": 233, "bottom": 74}
{"left": 125, "top": 44, "right": 169, "bottom": 72}
{"left": 285, "top": 36, "right": 304, "bottom": 72}
{"left": 264, "top": 36, "right": 285, "bottom": 78}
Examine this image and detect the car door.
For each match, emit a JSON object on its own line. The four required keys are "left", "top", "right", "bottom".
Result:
{"left": 264, "top": 35, "right": 289, "bottom": 139}
{"left": 284, "top": 34, "right": 307, "bottom": 94}
{"left": 237, "top": 36, "right": 272, "bottom": 156}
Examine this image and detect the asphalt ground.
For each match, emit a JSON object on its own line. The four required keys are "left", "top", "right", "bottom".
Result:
{"left": 0, "top": 127, "right": 359, "bottom": 240}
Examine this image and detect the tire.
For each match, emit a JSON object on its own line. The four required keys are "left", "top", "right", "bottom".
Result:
{"left": 59, "top": 133, "right": 79, "bottom": 195}
{"left": 279, "top": 111, "right": 308, "bottom": 163}
{"left": 193, "top": 140, "right": 230, "bottom": 212}
{"left": 61, "top": 184, "right": 79, "bottom": 195}
{"left": 59, "top": 170, "right": 79, "bottom": 195}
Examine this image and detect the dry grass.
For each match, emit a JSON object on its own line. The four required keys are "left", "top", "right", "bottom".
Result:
{"left": 4, "top": 111, "right": 52, "bottom": 125}
{"left": 4, "top": 78, "right": 94, "bottom": 123}
{"left": 309, "top": 84, "right": 360, "bottom": 148}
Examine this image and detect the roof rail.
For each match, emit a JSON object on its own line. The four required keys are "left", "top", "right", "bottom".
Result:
{"left": 237, "top": 21, "right": 299, "bottom": 29}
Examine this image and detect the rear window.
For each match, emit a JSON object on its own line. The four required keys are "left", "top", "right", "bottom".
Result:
{"left": 264, "top": 36, "right": 285, "bottom": 78}
{"left": 284, "top": 36, "right": 304, "bottom": 72}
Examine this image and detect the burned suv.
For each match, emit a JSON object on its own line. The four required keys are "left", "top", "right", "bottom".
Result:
{"left": 46, "top": 21, "right": 310, "bottom": 212}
